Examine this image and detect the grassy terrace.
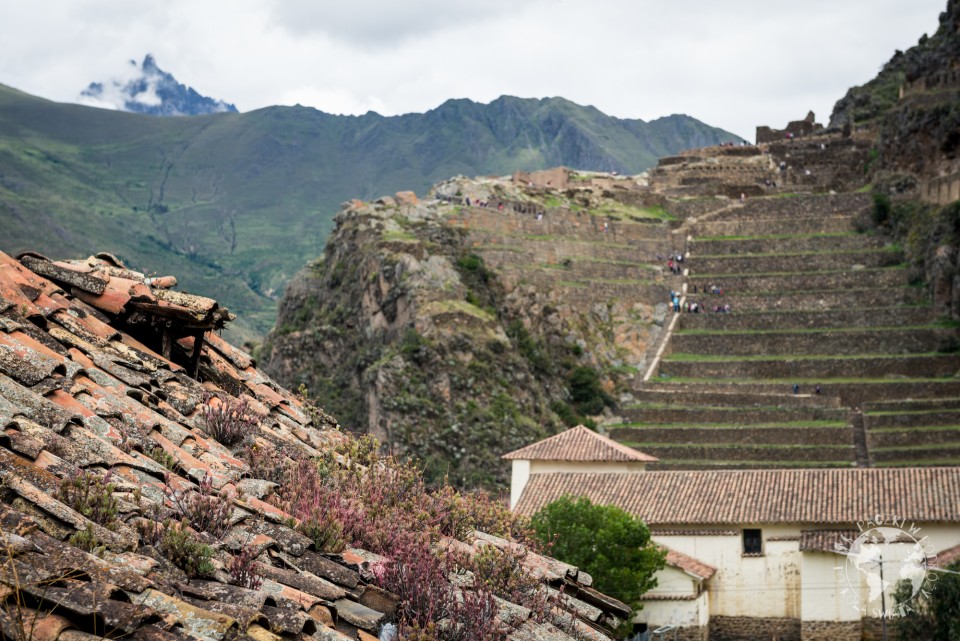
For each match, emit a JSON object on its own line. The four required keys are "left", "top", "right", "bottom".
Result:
{"left": 663, "top": 351, "right": 952, "bottom": 362}
{"left": 511, "top": 236, "right": 634, "bottom": 248}
{"left": 594, "top": 202, "right": 677, "bottom": 222}
{"left": 473, "top": 244, "right": 525, "bottom": 252}
{"left": 679, "top": 304, "right": 932, "bottom": 315}
{"left": 693, "top": 247, "right": 900, "bottom": 259}
{"left": 688, "top": 265, "right": 907, "bottom": 279}
{"left": 651, "top": 459, "right": 857, "bottom": 468}
{"left": 870, "top": 425, "right": 960, "bottom": 433}
{"left": 709, "top": 285, "right": 924, "bottom": 297}
{"left": 650, "top": 376, "right": 959, "bottom": 384}
{"left": 615, "top": 420, "right": 848, "bottom": 429}
{"left": 875, "top": 458, "right": 960, "bottom": 467}
{"left": 872, "top": 442, "right": 960, "bottom": 452}
{"left": 867, "top": 405, "right": 960, "bottom": 415}
{"left": 538, "top": 257, "right": 658, "bottom": 269}
{"left": 620, "top": 442, "right": 851, "bottom": 450}
{"left": 694, "top": 231, "right": 863, "bottom": 242}
{"left": 674, "top": 324, "right": 954, "bottom": 336}
{"left": 556, "top": 277, "right": 658, "bottom": 286}
{"left": 623, "top": 401, "right": 838, "bottom": 412}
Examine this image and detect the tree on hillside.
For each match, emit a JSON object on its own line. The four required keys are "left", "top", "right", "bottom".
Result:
{"left": 894, "top": 560, "right": 960, "bottom": 641}
{"left": 530, "top": 495, "right": 665, "bottom": 609}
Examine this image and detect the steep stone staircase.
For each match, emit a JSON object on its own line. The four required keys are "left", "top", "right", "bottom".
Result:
{"left": 610, "top": 192, "right": 960, "bottom": 469}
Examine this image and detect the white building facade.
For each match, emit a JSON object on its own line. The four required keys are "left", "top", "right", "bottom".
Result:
{"left": 505, "top": 428, "right": 960, "bottom": 641}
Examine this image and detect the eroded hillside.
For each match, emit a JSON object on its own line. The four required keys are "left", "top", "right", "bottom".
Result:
{"left": 261, "top": 172, "right": 680, "bottom": 489}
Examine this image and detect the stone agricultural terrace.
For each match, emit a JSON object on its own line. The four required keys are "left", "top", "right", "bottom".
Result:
{"left": 424, "top": 148, "right": 959, "bottom": 473}
{"left": 607, "top": 119, "right": 960, "bottom": 471}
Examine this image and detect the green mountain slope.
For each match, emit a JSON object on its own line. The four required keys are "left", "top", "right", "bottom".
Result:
{"left": 0, "top": 84, "right": 740, "bottom": 339}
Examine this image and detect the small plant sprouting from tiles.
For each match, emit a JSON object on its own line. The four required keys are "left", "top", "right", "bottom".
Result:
{"left": 149, "top": 446, "right": 178, "bottom": 471}
{"left": 269, "top": 432, "right": 574, "bottom": 640}
{"left": 57, "top": 471, "right": 120, "bottom": 529}
{"left": 68, "top": 525, "right": 107, "bottom": 557}
{"left": 227, "top": 544, "right": 263, "bottom": 590}
{"left": 164, "top": 473, "right": 234, "bottom": 539}
{"left": 201, "top": 393, "right": 260, "bottom": 447}
{"left": 160, "top": 520, "right": 215, "bottom": 578}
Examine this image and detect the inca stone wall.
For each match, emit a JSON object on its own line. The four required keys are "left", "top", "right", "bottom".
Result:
{"left": 710, "top": 616, "right": 801, "bottom": 641}
{"left": 800, "top": 620, "right": 860, "bottom": 641}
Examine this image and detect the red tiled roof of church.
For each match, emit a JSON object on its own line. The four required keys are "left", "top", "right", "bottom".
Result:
{"left": 515, "top": 469, "right": 960, "bottom": 525}
{"left": 502, "top": 425, "right": 658, "bottom": 463}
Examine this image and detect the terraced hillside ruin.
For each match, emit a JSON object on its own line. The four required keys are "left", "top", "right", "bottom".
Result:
{"left": 266, "top": 117, "right": 960, "bottom": 490}
{"left": 268, "top": 4, "right": 960, "bottom": 485}
{"left": 611, "top": 152, "right": 960, "bottom": 470}
{"left": 262, "top": 171, "right": 690, "bottom": 490}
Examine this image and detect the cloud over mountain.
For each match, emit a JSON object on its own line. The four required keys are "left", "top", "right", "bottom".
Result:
{"left": 79, "top": 54, "right": 237, "bottom": 116}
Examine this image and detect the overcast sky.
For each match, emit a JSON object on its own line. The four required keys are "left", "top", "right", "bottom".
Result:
{"left": 0, "top": 0, "right": 947, "bottom": 140}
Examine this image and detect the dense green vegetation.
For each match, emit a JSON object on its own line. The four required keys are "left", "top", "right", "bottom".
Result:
{"left": 531, "top": 495, "right": 665, "bottom": 610}
{"left": 894, "top": 561, "right": 960, "bottom": 640}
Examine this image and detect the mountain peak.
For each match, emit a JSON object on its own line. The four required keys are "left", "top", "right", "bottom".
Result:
{"left": 78, "top": 54, "right": 238, "bottom": 116}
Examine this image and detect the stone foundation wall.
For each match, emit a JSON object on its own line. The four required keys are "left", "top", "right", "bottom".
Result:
{"left": 691, "top": 234, "right": 883, "bottom": 256}
{"left": 665, "top": 197, "right": 732, "bottom": 221}
{"left": 639, "top": 624, "right": 709, "bottom": 641}
{"left": 641, "top": 442, "right": 854, "bottom": 463}
{"left": 678, "top": 307, "right": 932, "bottom": 332}
{"left": 693, "top": 249, "right": 900, "bottom": 274}
{"left": 733, "top": 192, "right": 870, "bottom": 219}
{"left": 710, "top": 616, "right": 801, "bottom": 641}
{"left": 686, "top": 267, "right": 905, "bottom": 294}
{"left": 922, "top": 172, "right": 960, "bottom": 204}
{"left": 696, "top": 215, "right": 855, "bottom": 237}
{"left": 719, "top": 289, "right": 925, "bottom": 314}
{"left": 643, "top": 379, "right": 960, "bottom": 405}
{"left": 611, "top": 425, "right": 851, "bottom": 448}
{"left": 619, "top": 406, "right": 845, "bottom": 425}
{"left": 800, "top": 620, "right": 860, "bottom": 641}
{"left": 859, "top": 617, "right": 886, "bottom": 641}
{"left": 659, "top": 353, "right": 958, "bottom": 380}
{"left": 670, "top": 327, "right": 949, "bottom": 357}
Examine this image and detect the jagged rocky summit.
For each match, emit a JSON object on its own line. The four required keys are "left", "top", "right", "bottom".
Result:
{"left": 79, "top": 54, "right": 237, "bottom": 116}
{"left": 0, "top": 249, "right": 626, "bottom": 640}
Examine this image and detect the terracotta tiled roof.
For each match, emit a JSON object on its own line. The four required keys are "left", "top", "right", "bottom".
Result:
{"left": 502, "top": 425, "right": 658, "bottom": 462}
{"left": 660, "top": 545, "right": 716, "bottom": 581}
{"left": 937, "top": 543, "right": 960, "bottom": 567}
{"left": 0, "top": 250, "right": 621, "bottom": 641}
{"left": 514, "top": 469, "right": 960, "bottom": 525}
{"left": 798, "top": 530, "right": 860, "bottom": 553}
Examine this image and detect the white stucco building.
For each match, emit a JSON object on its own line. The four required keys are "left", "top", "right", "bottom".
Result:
{"left": 505, "top": 427, "right": 960, "bottom": 641}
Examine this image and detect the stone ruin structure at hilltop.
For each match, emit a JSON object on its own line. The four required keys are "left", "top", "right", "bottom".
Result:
{"left": 650, "top": 111, "right": 874, "bottom": 199}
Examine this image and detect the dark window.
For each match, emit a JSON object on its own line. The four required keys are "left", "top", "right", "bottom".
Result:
{"left": 743, "top": 528, "right": 762, "bottom": 555}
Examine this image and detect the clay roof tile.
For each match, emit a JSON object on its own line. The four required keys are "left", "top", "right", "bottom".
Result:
{"left": 502, "top": 425, "right": 658, "bottom": 462}
{"left": 661, "top": 545, "right": 716, "bottom": 580}
{"left": 0, "top": 249, "right": 621, "bottom": 640}
{"left": 516, "top": 469, "right": 960, "bottom": 525}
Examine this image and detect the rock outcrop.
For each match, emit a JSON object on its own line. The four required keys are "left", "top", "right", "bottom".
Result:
{"left": 262, "top": 172, "right": 678, "bottom": 490}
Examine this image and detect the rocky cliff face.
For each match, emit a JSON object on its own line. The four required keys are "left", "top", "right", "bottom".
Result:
{"left": 829, "top": 0, "right": 960, "bottom": 320}
{"left": 862, "top": 1, "right": 960, "bottom": 319}
{"left": 261, "top": 173, "right": 674, "bottom": 490}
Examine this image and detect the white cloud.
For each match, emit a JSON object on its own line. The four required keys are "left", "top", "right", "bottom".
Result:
{"left": 265, "top": 0, "right": 523, "bottom": 48}
{"left": 0, "top": 0, "right": 948, "bottom": 140}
